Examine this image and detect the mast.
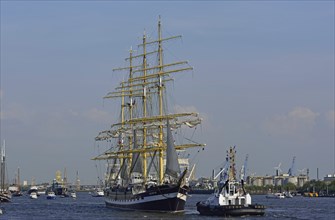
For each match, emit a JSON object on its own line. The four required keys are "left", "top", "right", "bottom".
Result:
{"left": 76, "top": 171, "right": 80, "bottom": 191}
{"left": 142, "top": 31, "right": 148, "bottom": 181}
{"left": 157, "top": 16, "right": 164, "bottom": 184}
{"left": 17, "top": 167, "right": 20, "bottom": 191}
{"left": 0, "top": 140, "right": 5, "bottom": 191}
{"left": 63, "top": 167, "right": 68, "bottom": 190}
{"left": 126, "top": 47, "right": 134, "bottom": 184}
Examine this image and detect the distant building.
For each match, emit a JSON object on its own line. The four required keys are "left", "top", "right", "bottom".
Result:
{"left": 263, "top": 176, "right": 274, "bottom": 186}
{"left": 274, "top": 176, "right": 285, "bottom": 186}
{"left": 249, "top": 176, "right": 263, "bottom": 186}
{"left": 247, "top": 174, "right": 308, "bottom": 187}
{"left": 285, "top": 176, "right": 298, "bottom": 185}
{"left": 297, "top": 175, "right": 308, "bottom": 187}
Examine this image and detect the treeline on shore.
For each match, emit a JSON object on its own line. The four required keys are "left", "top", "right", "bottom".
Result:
{"left": 245, "top": 180, "right": 335, "bottom": 195}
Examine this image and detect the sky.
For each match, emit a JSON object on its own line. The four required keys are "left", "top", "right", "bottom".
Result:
{"left": 0, "top": 1, "right": 334, "bottom": 185}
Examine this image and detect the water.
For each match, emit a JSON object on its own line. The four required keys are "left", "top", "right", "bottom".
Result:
{"left": 0, "top": 193, "right": 334, "bottom": 219}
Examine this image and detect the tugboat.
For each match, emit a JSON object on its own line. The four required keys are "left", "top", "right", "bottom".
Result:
{"left": 196, "top": 146, "right": 266, "bottom": 217}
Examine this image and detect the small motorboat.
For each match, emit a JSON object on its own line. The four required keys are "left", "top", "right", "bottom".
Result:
{"left": 284, "top": 191, "right": 293, "bottom": 198}
{"left": 266, "top": 192, "right": 285, "bottom": 199}
{"left": 70, "top": 191, "right": 77, "bottom": 199}
{"left": 91, "top": 188, "right": 104, "bottom": 197}
{"left": 30, "top": 192, "right": 38, "bottom": 199}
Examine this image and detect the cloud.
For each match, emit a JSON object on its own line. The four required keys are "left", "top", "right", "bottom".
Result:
{"left": 263, "top": 107, "right": 320, "bottom": 136}
{"left": 0, "top": 103, "right": 29, "bottom": 121}
{"left": 174, "top": 104, "right": 208, "bottom": 120}
{"left": 82, "top": 108, "right": 112, "bottom": 124}
{"left": 173, "top": 105, "right": 199, "bottom": 114}
{"left": 325, "top": 110, "right": 335, "bottom": 128}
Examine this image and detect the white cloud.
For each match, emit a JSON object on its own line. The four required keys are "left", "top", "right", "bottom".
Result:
{"left": 173, "top": 105, "right": 199, "bottom": 114}
{"left": 0, "top": 103, "right": 29, "bottom": 121}
{"left": 82, "top": 108, "right": 112, "bottom": 124}
{"left": 263, "top": 107, "right": 320, "bottom": 136}
{"left": 325, "top": 110, "right": 335, "bottom": 128}
{"left": 174, "top": 104, "right": 208, "bottom": 120}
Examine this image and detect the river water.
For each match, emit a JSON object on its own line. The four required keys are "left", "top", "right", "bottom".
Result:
{"left": 0, "top": 193, "right": 334, "bottom": 219}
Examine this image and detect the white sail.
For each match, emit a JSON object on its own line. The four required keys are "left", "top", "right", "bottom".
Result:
{"left": 165, "top": 120, "right": 181, "bottom": 179}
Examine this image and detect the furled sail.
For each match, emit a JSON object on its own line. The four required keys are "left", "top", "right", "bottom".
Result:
{"left": 130, "top": 130, "right": 143, "bottom": 173}
{"left": 165, "top": 120, "right": 181, "bottom": 178}
{"left": 120, "top": 158, "right": 129, "bottom": 181}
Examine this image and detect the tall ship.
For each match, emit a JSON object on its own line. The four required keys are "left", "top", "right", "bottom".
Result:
{"left": 92, "top": 17, "right": 205, "bottom": 212}
{"left": 46, "top": 170, "right": 68, "bottom": 197}
{"left": 0, "top": 140, "right": 12, "bottom": 202}
{"left": 9, "top": 167, "right": 23, "bottom": 196}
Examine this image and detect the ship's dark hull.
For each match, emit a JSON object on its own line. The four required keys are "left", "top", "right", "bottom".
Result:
{"left": 196, "top": 202, "right": 266, "bottom": 217}
{"left": 105, "top": 184, "right": 187, "bottom": 212}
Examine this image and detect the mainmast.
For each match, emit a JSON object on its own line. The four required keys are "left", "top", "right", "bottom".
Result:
{"left": 157, "top": 16, "right": 165, "bottom": 184}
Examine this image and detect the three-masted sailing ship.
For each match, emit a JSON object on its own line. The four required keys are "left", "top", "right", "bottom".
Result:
{"left": 92, "top": 18, "right": 205, "bottom": 212}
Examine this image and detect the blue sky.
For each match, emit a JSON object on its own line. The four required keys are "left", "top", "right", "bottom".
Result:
{"left": 1, "top": 1, "right": 334, "bottom": 185}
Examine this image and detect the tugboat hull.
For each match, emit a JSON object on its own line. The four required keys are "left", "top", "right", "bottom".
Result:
{"left": 196, "top": 203, "right": 266, "bottom": 217}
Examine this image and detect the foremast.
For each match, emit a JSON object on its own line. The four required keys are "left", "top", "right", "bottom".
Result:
{"left": 93, "top": 18, "right": 205, "bottom": 187}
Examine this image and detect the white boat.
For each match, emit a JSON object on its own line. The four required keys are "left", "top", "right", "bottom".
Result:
{"left": 266, "top": 192, "right": 285, "bottom": 199}
{"left": 30, "top": 192, "right": 38, "bottom": 199}
{"left": 284, "top": 191, "right": 293, "bottom": 198}
{"left": 91, "top": 188, "right": 104, "bottom": 197}
{"left": 196, "top": 147, "right": 266, "bottom": 217}
{"left": 46, "top": 191, "right": 56, "bottom": 199}
{"left": 70, "top": 192, "right": 77, "bottom": 198}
